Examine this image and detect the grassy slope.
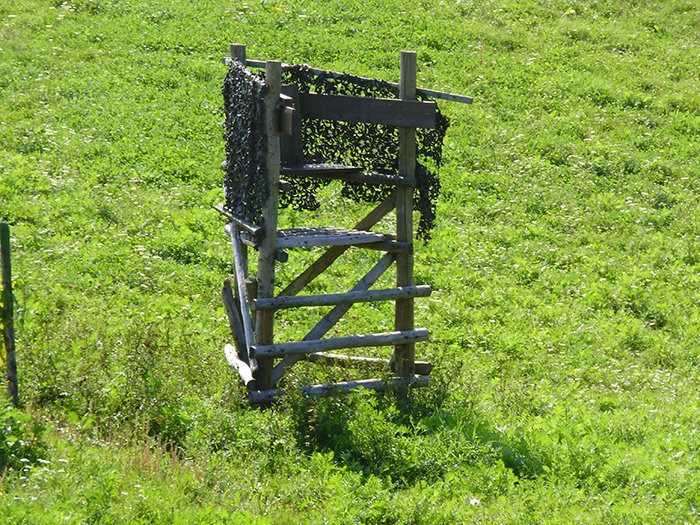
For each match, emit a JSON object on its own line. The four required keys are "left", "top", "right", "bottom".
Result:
{"left": 2, "top": 0, "right": 700, "bottom": 522}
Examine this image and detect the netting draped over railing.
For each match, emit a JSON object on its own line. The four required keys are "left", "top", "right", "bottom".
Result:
{"left": 222, "top": 60, "right": 268, "bottom": 241}
{"left": 222, "top": 61, "right": 449, "bottom": 240}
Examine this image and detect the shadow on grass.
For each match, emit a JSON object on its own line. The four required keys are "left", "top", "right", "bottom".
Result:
{"left": 279, "top": 379, "right": 548, "bottom": 486}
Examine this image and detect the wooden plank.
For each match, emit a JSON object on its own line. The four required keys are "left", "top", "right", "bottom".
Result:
{"left": 353, "top": 240, "right": 412, "bottom": 254}
{"left": 252, "top": 328, "right": 429, "bottom": 358}
{"left": 249, "top": 375, "right": 430, "bottom": 404}
{"left": 225, "top": 56, "right": 473, "bottom": 105}
{"left": 272, "top": 252, "right": 395, "bottom": 384}
{"left": 281, "top": 166, "right": 415, "bottom": 187}
{"left": 276, "top": 227, "right": 392, "bottom": 249}
{"left": 224, "top": 344, "right": 257, "bottom": 390}
{"left": 227, "top": 225, "right": 257, "bottom": 372}
{"left": 394, "top": 51, "right": 418, "bottom": 378}
{"left": 253, "top": 285, "right": 431, "bottom": 311}
{"left": 308, "top": 352, "right": 433, "bottom": 375}
{"left": 1, "top": 222, "right": 18, "bottom": 407}
{"left": 298, "top": 93, "right": 436, "bottom": 129}
{"left": 278, "top": 192, "right": 396, "bottom": 298}
{"left": 280, "top": 85, "right": 303, "bottom": 164}
{"left": 222, "top": 279, "right": 247, "bottom": 362}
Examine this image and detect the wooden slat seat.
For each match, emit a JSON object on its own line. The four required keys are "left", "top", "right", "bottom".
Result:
{"left": 273, "top": 226, "right": 392, "bottom": 249}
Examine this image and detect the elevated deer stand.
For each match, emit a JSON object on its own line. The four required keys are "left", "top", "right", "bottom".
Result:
{"left": 218, "top": 45, "right": 471, "bottom": 404}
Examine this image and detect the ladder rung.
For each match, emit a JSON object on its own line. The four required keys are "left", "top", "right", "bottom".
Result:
{"left": 252, "top": 285, "right": 431, "bottom": 311}
{"left": 251, "top": 328, "right": 430, "bottom": 358}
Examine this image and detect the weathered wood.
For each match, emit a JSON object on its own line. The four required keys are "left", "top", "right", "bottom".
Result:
{"left": 249, "top": 375, "right": 430, "bottom": 404}
{"left": 394, "top": 51, "right": 418, "bottom": 377}
{"left": 281, "top": 166, "right": 415, "bottom": 187}
{"left": 222, "top": 279, "right": 247, "bottom": 362}
{"left": 224, "top": 344, "right": 257, "bottom": 390}
{"left": 280, "top": 85, "right": 304, "bottom": 164}
{"left": 278, "top": 192, "right": 396, "bottom": 298}
{"left": 227, "top": 224, "right": 257, "bottom": 371}
{"left": 1, "top": 222, "right": 18, "bottom": 407}
{"left": 298, "top": 93, "right": 436, "bottom": 129}
{"left": 255, "top": 60, "right": 283, "bottom": 390}
{"left": 279, "top": 95, "right": 296, "bottom": 136}
{"left": 276, "top": 227, "right": 392, "bottom": 249}
{"left": 272, "top": 252, "right": 395, "bottom": 384}
{"left": 215, "top": 204, "right": 262, "bottom": 238}
{"left": 308, "top": 352, "right": 433, "bottom": 375}
{"left": 353, "top": 240, "right": 412, "bottom": 254}
{"left": 225, "top": 56, "right": 473, "bottom": 105}
{"left": 253, "top": 285, "right": 431, "bottom": 311}
{"left": 230, "top": 43, "right": 247, "bottom": 63}
{"left": 252, "top": 328, "right": 429, "bottom": 358}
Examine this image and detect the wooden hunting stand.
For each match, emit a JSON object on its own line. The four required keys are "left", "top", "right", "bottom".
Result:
{"left": 217, "top": 45, "right": 471, "bottom": 404}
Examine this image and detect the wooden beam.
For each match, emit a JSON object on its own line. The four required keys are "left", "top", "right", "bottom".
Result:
{"left": 230, "top": 43, "right": 246, "bottom": 63}
{"left": 222, "top": 279, "right": 247, "bottom": 362}
{"left": 255, "top": 60, "right": 283, "bottom": 390}
{"left": 224, "top": 56, "right": 473, "bottom": 105}
{"left": 252, "top": 328, "right": 429, "bottom": 359}
{"left": 253, "top": 285, "right": 431, "bottom": 311}
{"left": 227, "top": 225, "right": 257, "bottom": 372}
{"left": 1, "top": 222, "right": 18, "bottom": 407}
{"left": 224, "top": 344, "right": 256, "bottom": 390}
{"left": 353, "top": 240, "right": 412, "bottom": 254}
{"left": 215, "top": 204, "right": 262, "bottom": 239}
{"left": 249, "top": 375, "right": 430, "bottom": 404}
{"left": 298, "top": 93, "right": 436, "bottom": 128}
{"left": 394, "top": 51, "right": 418, "bottom": 377}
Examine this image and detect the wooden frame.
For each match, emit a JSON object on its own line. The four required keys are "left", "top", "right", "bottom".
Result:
{"left": 219, "top": 45, "right": 467, "bottom": 403}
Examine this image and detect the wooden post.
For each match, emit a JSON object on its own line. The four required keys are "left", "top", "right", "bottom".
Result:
{"left": 394, "top": 51, "right": 417, "bottom": 377}
{"left": 230, "top": 43, "right": 247, "bottom": 63}
{"left": 1, "top": 222, "right": 18, "bottom": 407}
{"left": 255, "top": 60, "right": 282, "bottom": 390}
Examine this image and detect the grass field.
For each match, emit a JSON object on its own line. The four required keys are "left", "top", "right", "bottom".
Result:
{"left": 2, "top": 0, "right": 700, "bottom": 522}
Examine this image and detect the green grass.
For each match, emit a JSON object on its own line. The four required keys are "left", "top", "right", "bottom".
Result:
{"left": 2, "top": 0, "right": 700, "bottom": 522}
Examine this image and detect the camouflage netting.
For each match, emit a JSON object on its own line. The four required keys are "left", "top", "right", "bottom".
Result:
{"left": 222, "top": 60, "right": 268, "bottom": 244}
{"left": 222, "top": 61, "right": 449, "bottom": 241}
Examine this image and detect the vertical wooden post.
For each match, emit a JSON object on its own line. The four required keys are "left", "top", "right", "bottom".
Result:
{"left": 394, "top": 51, "right": 417, "bottom": 377}
{"left": 1, "top": 222, "right": 18, "bottom": 407}
{"left": 230, "top": 43, "right": 247, "bottom": 64}
{"left": 255, "top": 60, "right": 282, "bottom": 390}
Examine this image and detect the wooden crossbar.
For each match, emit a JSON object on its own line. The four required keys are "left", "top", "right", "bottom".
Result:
{"left": 251, "top": 328, "right": 430, "bottom": 358}
{"left": 224, "top": 55, "right": 474, "bottom": 105}
{"left": 252, "top": 285, "right": 431, "bottom": 311}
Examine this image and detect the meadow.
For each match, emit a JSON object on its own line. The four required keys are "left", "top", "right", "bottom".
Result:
{"left": 2, "top": 0, "right": 700, "bottom": 522}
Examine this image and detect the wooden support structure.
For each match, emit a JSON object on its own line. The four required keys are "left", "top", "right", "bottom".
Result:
{"left": 219, "top": 45, "right": 470, "bottom": 403}
{"left": 1, "top": 222, "right": 18, "bottom": 407}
